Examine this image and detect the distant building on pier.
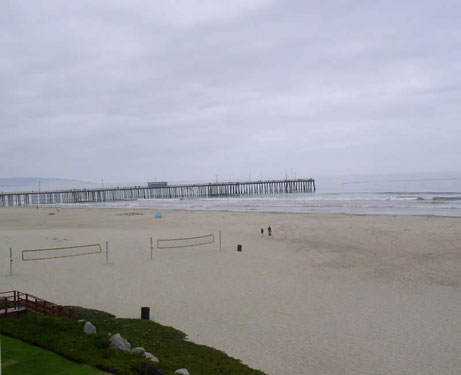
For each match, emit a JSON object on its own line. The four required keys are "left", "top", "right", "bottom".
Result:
{"left": 147, "top": 181, "right": 168, "bottom": 188}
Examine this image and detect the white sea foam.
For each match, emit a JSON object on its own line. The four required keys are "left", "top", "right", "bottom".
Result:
{"left": 75, "top": 192, "right": 461, "bottom": 217}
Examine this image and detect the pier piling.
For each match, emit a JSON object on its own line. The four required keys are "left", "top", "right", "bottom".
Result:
{"left": 0, "top": 178, "right": 315, "bottom": 207}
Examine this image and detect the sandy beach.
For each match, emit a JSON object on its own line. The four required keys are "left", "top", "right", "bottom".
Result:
{"left": 1, "top": 207, "right": 461, "bottom": 375}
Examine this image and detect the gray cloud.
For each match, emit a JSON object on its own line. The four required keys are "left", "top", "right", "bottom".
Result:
{"left": 1, "top": 0, "right": 460, "bottom": 183}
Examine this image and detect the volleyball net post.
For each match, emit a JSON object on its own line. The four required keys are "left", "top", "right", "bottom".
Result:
{"left": 9, "top": 247, "right": 13, "bottom": 276}
{"left": 106, "top": 241, "right": 109, "bottom": 265}
{"left": 150, "top": 237, "right": 153, "bottom": 260}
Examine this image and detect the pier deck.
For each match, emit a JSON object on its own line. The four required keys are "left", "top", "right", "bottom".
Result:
{"left": 0, "top": 178, "right": 315, "bottom": 207}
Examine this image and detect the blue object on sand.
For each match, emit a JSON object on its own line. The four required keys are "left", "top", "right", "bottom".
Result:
{"left": 155, "top": 212, "right": 162, "bottom": 218}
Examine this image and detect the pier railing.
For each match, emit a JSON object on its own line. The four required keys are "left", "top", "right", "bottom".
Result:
{"left": 0, "top": 178, "right": 315, "bottom": 207}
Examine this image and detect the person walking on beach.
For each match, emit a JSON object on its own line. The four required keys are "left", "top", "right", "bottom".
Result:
{"left": 268, "top": 226, "right": 272, "bottom": 236}
{"left": 261, "top": 228, "right": 264, "bottom": 237}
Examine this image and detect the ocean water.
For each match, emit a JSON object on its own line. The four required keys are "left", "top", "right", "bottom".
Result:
{"left": 82, "top": 172, "right": 461, "bottom": 217}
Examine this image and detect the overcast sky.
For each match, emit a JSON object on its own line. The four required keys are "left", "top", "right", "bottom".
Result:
{"left": 1, "top": 1, "right": 460, "bottom": 184}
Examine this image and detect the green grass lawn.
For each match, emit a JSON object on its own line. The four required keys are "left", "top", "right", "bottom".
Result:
{"left": 1, "top": 334, "right": 108, "bottom": 375}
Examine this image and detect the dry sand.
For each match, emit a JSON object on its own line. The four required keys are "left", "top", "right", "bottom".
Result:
{"left": 1, "top": 207, "right": 461, "bottom": 375}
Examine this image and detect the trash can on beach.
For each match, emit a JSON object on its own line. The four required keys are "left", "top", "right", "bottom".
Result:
{"left": 237, "top": 244, "right": 242, "bottom": 252}
{"left": 141, "top": 307, "right": 150, "bottom": 320}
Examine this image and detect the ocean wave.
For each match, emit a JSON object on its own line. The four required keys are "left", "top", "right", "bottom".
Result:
{"left": 64, "top": 189, "right": 461, "bottom": 217}
{"left": 432, "top": 196, "right": 461, "bottom": 201}
{"left": 378, "top": 191, "right": 461, "bottom": 195}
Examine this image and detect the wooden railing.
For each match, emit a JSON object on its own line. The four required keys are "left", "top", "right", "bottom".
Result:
{"left": 0, "top": 290, "right": 78, "bottom": 319}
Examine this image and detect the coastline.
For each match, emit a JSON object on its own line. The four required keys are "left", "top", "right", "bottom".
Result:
{"left": 43, "top": 193, "right": 461, "bottom": 217}
{"left": 7, "top": 203, "right": 461, "bottom": 218}
{"left": 1, "top": 207, "right": 461, "bottom": 374}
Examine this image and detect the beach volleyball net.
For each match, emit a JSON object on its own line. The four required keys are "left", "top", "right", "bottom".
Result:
{"left": 21, "top": 243, "right": 103, "bottom": 261}
{"left": 157, "top": 234, "right": 215, "bottom": 249}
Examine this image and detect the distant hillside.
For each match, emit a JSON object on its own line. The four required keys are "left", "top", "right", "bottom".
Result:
{"left": 0, "top": 177, "right": 98, "bottom": 192}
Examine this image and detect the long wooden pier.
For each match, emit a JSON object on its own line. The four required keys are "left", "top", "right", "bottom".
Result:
{"left": 0, "top": 178, "right": 315, "bottom": 207}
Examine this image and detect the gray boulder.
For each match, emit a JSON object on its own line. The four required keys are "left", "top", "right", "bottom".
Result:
{"left": 175, "top": 369, "right": 190, "bottom": 375}
{"left": 132, "top": 347, "right": 146, "bottom": 355}
{"left": 109, "top": 333, "right": 131, "bottom": 352}
{"left": 145, "top": 352, "right": 159, "bottom": 363}
{"left": 83, "top": 321, "right": 96, "bottom": 334}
